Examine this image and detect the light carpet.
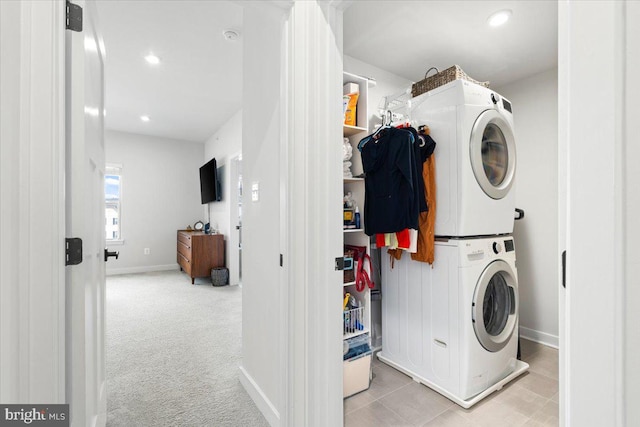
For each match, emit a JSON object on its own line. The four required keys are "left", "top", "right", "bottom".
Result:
{"left": 106, "top": 270, "right": 269, "bottom": 427}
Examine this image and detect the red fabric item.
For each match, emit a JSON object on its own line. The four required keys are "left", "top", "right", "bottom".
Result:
{"left": 376, "top": 233, "right": 386, "bottom": 248}
{"left": 396, "top": 229, "right": 410, "bottom": 249}
{"left": 345, "top": 245, "right": 375, "bottom": 292}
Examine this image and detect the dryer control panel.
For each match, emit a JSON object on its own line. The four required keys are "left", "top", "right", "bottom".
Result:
{"left": 490, "top": 91, "right": 513, "bottom": 116}
{"left": 502, "top": 98, "right": 513, "bottom": 113}
{"left": 504, "top": 239, "right": 515, "bottom": 252}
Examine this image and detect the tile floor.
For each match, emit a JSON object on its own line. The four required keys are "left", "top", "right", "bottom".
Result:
{"left": 344, "top": 339, "right": 559, "bottom": 427}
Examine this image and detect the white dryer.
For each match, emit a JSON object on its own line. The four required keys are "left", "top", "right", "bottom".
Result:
{"left": 378, "top": 236, "right": 528, "bottom": 408}
{"left": 411, "top": 80, "right": 516, "bottom": 237}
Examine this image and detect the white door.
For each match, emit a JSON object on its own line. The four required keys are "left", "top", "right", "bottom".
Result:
{"left": 559, "top": 1, "right": 637, "bottom": 425}
{"left": 65, "top": 1, "right": 107, "bottom": 426}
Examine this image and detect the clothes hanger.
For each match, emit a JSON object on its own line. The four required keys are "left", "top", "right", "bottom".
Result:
{"left": 372, "top": 110, "right": 392, "bottom": 138}
{"left": 359, "top": 110, "right": 391, "bottom": 151}
{"left": 416, "top": 124, "right": 433, "bottom": 148}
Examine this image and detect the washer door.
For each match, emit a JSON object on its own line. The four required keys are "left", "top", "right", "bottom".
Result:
{"left": 469, "top": 110, "right": 516, "bottom": 200}
{"left": 472, "top": 260, "right": 518, "bottom": 352}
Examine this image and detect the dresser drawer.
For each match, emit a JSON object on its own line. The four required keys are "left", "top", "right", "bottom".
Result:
{"left": 177, "top": 231, "right": 192, "bottom": 246}
{"left": 177, "top": 251, "right": 191, "bottom": 275}
{"left": 177, "top": 239, "right": 191, "bottom": 258}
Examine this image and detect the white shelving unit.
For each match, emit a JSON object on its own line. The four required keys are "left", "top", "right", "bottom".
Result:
{"left": 342, "top": 71, "right": 373, "bottom": 398}
{"left": 343, "top": 124, "right": 368, "bottom": 137}
{"left": 344, "top": 329, "right": 370, "bottom": 341}
{"left": 343, "top": 228, "right": 365, "bottom": 234}
{"left": 343, "top": 177, "right": 364, "bottom": 183}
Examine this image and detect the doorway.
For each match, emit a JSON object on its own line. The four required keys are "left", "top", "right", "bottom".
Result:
{"left": 96, "top": 0, "right": 254, "bottom": 424}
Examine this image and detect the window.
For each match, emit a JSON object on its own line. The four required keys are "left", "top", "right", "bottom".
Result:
{"left": 105, "top": 165, "right": 122, "bottom": 241}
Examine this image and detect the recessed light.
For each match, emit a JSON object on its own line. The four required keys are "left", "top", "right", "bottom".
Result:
{"left": 140, "top": 115, "right": 150, "bottom": 122}
{"left": 144, "top": 53, "right": 160, "bottom": 65}
{"left": 222, "top": 29, "right": 240, "bottom": 41}
{"left": 488, "top": 9, "right": 512, "bottom": 27}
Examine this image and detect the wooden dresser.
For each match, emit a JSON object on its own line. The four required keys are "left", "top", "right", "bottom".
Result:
{"left": 177, "top": 230, "right": 225, "bottom": 284}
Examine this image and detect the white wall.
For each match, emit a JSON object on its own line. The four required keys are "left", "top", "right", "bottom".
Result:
{"left": 105, "top": 130, "right": 204, "bottom": 275}
{"left": 203, "top": 108, "right": 242, "bottom": 248}
{"left": 0, "top": 0, "right": 24, "bottom": 400}
{"left": 626, "top": 4, "right": 640, "bottom": 425}
{"left": 239, "top": 4, "right": 284, "bottom": 425}
{"left": 497, "top": 68, "right": 559, "bottom": 347}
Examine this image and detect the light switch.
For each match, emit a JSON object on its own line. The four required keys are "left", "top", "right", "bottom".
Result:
{"left": 251, "top": 182, "right": 259, "bottom": 202}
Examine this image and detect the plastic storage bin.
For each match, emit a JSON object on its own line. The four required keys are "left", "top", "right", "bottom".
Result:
{"left": 343, "top": 351, "right": 372, "bottom": 398}
{"left": 344, "top": 335, "right": 370, "bottom": 360}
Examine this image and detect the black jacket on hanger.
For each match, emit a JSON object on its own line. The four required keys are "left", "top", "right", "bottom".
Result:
{"left": 360, "top": 127, "right": 419, "bottom": 235}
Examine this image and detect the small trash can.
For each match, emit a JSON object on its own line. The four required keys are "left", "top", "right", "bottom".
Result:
{"left": 211, "top": 267, "right": 229, "bottom": 286}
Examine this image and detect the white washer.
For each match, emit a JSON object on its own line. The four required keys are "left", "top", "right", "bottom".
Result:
{"left": 411, "top": 80, "right": 517, "bottom": 237}
{"left": 378, "top": 236, "right": 528, "bottom": 408}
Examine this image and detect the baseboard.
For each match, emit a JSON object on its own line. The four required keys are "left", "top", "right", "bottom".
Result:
{"left": 239, "top": 366, "right": 280, "bottom": 427}
{"left": 106, "top": 264, "right": 179, "bottom": 276}
{"left": 519, "top": 326, "right": 559, "bottom": 349}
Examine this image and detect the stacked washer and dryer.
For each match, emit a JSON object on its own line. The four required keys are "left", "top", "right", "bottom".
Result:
{"left": 378, "top": 80, "right": 529, "bottom": 408}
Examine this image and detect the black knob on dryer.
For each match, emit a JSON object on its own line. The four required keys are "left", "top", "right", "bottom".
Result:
{"left": 492, "top": 242, "right": 502, "bottom": 254}
{"left": 491, "top": 93, "right": 499, "bottom": 104}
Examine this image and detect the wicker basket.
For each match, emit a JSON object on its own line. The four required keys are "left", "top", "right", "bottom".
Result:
{"left": 411, "top": 65, "right": 490, "bottom": 98}
{"left": 211, "top": 267, "right": 229, "bottom": 286}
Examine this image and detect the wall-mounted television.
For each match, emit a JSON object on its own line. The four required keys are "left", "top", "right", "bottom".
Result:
{"left": 199, "top": 158, "right": 221, "bottom": 204}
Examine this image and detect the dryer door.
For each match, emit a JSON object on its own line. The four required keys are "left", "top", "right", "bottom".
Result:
{"left": 469, "top": 110, "right": 516, "bottom": 200}
{"left": 472, "top": 260, "right": 518, "bottom": 352}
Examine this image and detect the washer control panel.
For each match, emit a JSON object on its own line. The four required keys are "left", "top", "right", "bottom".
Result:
{"left": 462, "top": 238, "right": 515, "bottom": 263}
{"left": 463, "top": 241, "right": 485, "bottom": 261}
{"left": 491, "top": 239, "right": 515, "bottom": 254}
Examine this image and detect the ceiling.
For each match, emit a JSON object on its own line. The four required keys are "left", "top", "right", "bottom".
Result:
{"left": 344, "top": 1, "right": 558, "bottom": 88}
{"left": 96, "top": 1, "right": 556, "bottom": 143}
{"left": 96, "top": 0, "right": 243, "bottom": 143}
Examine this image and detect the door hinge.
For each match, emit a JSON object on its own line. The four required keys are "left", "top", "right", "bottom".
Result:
{"left": 335, "top": 257, "right": 345, "bottom": 271}
{"left": 66, "top": 1, "right": 83, "bottom": 32}
{"left": 66, "top": 238, "right": 83, "bottom": 266}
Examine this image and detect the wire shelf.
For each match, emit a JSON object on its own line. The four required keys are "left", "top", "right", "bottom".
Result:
{"left": 343, "top": 307, "right": 366, "bottom": 336}
{"left": 376, "top": 86, "right": 413, "bottom": 125}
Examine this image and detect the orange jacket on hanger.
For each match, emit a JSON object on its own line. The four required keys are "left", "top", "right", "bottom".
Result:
{"left": 411, "top": 152, "right": 436, "bottom": 264}
{"left": 388, "top": 126, "right": 436, "bottom": 265}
